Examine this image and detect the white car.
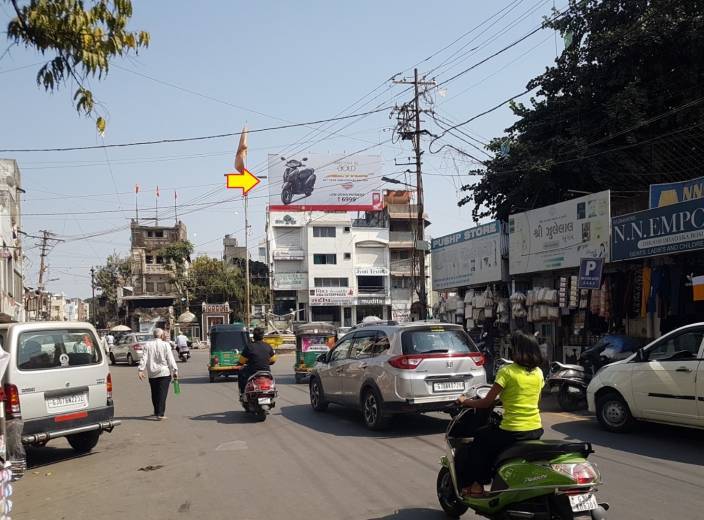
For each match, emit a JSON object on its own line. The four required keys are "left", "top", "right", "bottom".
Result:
{"left": 110, "top": 332, "right": 152, "bottom": 366}
{"left": 587, "top": 323, "right": 704, "bottom": 432}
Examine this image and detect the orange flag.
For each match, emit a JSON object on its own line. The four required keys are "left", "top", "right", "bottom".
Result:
{"left": 156, "top": 186, "right": 160, "bottom": 198}
{"left": 135, "top": 184, "right": 140, "bottom": 194}
{"left": 235, "top": 126, "right": 248, "bottom": 173}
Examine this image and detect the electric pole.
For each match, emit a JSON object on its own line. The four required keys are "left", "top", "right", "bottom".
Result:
{"left": 36, "top": 230, "right": 63, "bottom": 320}
{"left": 90, "top": 266, "right": 96, "bottom": 326}
{"left": 392, "top": 69, "right": 435, "bottom": 320}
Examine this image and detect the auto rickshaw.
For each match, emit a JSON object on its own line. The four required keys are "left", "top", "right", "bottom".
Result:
{"left": 294, "top": 322, "right": 337, "bottom": 384}
{"left": 208, "top": 323, "right": 249, "bottom": 383}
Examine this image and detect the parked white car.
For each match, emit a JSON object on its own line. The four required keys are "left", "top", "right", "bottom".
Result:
{"left": 110, "top": 332, "right": 153, "bottom": 366}
{"left": 0, "top": 321, "right": 120, "bottom": 478}
{"left": 587, "top": 323, "right": 704, "bottom": 432}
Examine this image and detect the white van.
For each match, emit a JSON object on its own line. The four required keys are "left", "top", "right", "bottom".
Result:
{"left": 0, "top": 322, "right": 120, "bottom": 476}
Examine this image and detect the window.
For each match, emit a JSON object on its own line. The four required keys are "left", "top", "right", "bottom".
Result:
{"left": 146, "top": 255, "right": 154, "bottom": 264}
{"left": 401, "top": 328, "right": 477, "bottom": 355}
{"left": 344, "top": 253, "right": 351, "bottom": 260}
{"left": 313, "top": 226, "right": 336, "bottom": 238}
{"left": 155, "top": 230, "right": 164, "bottom": 238}
{"left": 357, "top": 275, "right": 384, "bottom": 293}
{"left": 155, "top": 256, "right": 164, "bottom": 264}
{"left": 647, "top": 331, "right": 704, "bottom": 361}
{"left": 330, "top": 337, "right": 353, "bottom": 362}
{"left": 313, "top": 254, "right": 337, "bottom": 265}
{"left": 156, "top": 282, "right": 167, "bottom": 292}
{"left": 392, "top": 277, "right": 413, "bottom": 289}
{"left": 314, "top": 278, "right": 348, "bottom": 288}
{"left": 17, "top": 329, "right": 102, "bottom": 370}
{"left": 343, "top": 226, "right": 350, "bottom": 233}
{"left": 350, "top": 332, "right": 391, "bottom": 359}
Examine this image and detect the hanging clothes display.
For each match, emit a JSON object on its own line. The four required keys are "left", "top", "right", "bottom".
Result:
{"left": 641, "top": 266, "right": 651, "bottom": 318}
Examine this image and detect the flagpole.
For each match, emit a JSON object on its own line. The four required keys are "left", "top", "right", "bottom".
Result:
{"left": 155, "top": 186, "right": 159, "bottom": 225}
{"left": 135, "top": 185, "right": 139, "bottom": 222}
{"left": 245, "top": 193, "right": 250, "bottom": 329}
{"left": 174, "top": 191, "right": 178, "bottom": 224}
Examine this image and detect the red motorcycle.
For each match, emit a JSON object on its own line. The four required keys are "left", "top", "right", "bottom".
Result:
{"left": 240, "top": 371, "right": 277, "bottom": 421}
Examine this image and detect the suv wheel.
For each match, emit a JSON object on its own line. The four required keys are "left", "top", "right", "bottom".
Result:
{"left": 109, "top": 353, "right": 116, "bottom": 365}
{"left": 362, "top": 387, "right": 391, "bottom": 430}
{"left": 596, "top": 391, "right": 636, "bottom": 433}
{"left": 309, "top": 377, "right": 328, "bottom": 412}
{"left": 67, "top": 430, "right": 101, "bottom": 453}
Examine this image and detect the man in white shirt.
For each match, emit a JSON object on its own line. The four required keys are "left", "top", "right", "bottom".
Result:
{"left": 105, "top": 333, "right": 115, "bottom": 353}
{"left": 175, "top": 332, "right": 189, "bottom": 351}
{"left": 138, "top": 328, "right": 178, "bottom": 420}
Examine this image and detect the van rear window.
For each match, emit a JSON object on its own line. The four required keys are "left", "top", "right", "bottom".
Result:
{"left": 17, "top": 329, "right": 102, "bottom": 370}
{"left": 401, "top": 328, "right": 477, "bottom": 355}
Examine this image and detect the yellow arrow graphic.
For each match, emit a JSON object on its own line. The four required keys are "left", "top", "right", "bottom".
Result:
{"left": 225, "top": 168, "right": 260, "bottom": 195}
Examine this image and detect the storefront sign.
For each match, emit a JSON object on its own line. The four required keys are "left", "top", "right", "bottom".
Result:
{"left": 578, "top": 258, "right": 604, "bottom": 289}
{"left": 509, "top": 191, "right": 611, "bottom": 274}
{"left": 273, "top": 249, "right": 305, "bottom": 260}
{"left": 431, "top": 221, "right": 507, "bottom": 290}
{"left": 310, "top": 295, "right": 355, "bottom": 306}
{"left": 354, "top": 266, "right": 389, "bottom": 276}
{"left": 273, "top": 272, "right": 307, "bottom": 290}
{"left": 271, "top": 213, "right": 301, "bottom": 226}
{"left": 391, "top": 305, "right": 411, "bottom": 322}
{"left": 309, "top": 287, "right": 355, "bottom": 306}
{"left": 356, "top": 296, "right": 387, "bottom": 306}
{"left": 649, "top": 176, "right": 704, "bottom": 208}
{"left": 611, "top": 198, "right": 704, "bottom": 261}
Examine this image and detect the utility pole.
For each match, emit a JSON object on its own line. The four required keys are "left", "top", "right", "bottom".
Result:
{"left": 36, "top": 230, "right": 63, "bottom": 320}
{"left": 90, "top": 266, "right": 96, "bottom": 326}
{"left": 392, "top": 69, "right": 435, "bottom": 320}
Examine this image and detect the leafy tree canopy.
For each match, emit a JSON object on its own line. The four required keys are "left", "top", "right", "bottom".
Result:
{"left": 5, "top": 0, "right": 149, "bottom": 132}
{"left": 94, "top": 252, "right": 131, "bottom": 304}
{"left": 458, "top": 0, "right": 704, "bottom": 221}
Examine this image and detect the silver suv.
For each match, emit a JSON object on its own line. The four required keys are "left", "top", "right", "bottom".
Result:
{"left": 309, "top": 321, "right": 486, "bottom": 430}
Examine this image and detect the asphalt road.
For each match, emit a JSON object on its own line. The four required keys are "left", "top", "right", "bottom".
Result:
{"left": 14, "top": 351, "right": 704, "bottom": 520}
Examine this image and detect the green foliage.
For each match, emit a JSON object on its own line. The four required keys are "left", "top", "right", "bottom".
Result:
{"left": 5, "top": 0, "right": 149, "bottom": 131}
{"left": 94, "top": 253, "right": 131, "bottom": 304}
{"left": 158, "top": 240, "right": 193, "bottom": 301}
{"left": 459, "top": 0, "right": 704, "bottom": 220}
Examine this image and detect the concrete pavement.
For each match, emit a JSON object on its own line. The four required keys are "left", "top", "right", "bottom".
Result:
{"left": 14, "top": 352, "right": 704, "bottom": 519}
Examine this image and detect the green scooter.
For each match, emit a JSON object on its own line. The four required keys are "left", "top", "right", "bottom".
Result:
{"left": 437, "top": 387, "right": 609, "bottom": 519}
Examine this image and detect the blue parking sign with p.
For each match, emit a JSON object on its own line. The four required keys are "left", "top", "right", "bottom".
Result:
{"left": 578, "top": 258, "right": 604, "bottom": 290}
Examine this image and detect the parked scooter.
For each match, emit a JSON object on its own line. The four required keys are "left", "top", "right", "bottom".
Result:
{"left": 240, "top": 371, "right": 277, "bottom": 422}
{"left": 280, "top": 157, "right": 316, "bottom": 205}
{"left": 437, "top": 386, "right": 608, "bottom": 519}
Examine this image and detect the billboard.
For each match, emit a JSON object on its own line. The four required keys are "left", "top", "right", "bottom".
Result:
{"left": 509, "top": 191, "right": 610, "bottom": 274}
{"left": 309, "top": 287, "right": 355, "bottom": 306}
{"left": 431, "top": 221, "right": 508, "bottom": 291}
{"left": 272, "top": 272, "right": 307, "bottom": 290}
{"left": 611, "top": 198, "right": 704, "bottom": 261}
{"left": 649, "top": 176, "right": 704, "bottom": 208}
{"left": 268, "top": 153, "right": 384, "bottom": 211}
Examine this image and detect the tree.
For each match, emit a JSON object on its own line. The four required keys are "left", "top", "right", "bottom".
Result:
{"left": 158, "top": 240, "right": 193, "bottom": 303}
{"left": 4, "top": 0, "right": 149, "bottom": 132}
{"left": 458, "top": 0, "right": 704, "bottom": 221}
{"left": 94, "top": 253, "right": 131, "bottom": 305}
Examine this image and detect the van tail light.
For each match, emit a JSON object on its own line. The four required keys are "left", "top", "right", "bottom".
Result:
{"left": 132, "top": 343, "right": 143, "bottom": 351}
{"left": 551, "top": 463, "right": 600, "bottom": 485}
{"left": 388, "top": 355, "right": 424, "bottom": 370}
{"left": 4, "top": 384, "right": 21, "bottom": 419}
{"left": 106, "top": 373, "right": 113, "bottom": 404}
{"left": 468, "top": 352, "right": 485, "bottom": 367}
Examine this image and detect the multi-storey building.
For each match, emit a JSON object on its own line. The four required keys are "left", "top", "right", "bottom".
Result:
{"left": 223, "top": 234, "right": 247, "bottom": 265}
{"left": 0, "top": 159, "right": 24, "bottom": 321}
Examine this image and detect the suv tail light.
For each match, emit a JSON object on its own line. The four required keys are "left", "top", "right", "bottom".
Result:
{"left": 468, "top": 352, "right": 485, "bottom": 367}
{"left": 388, "top": 355, "right": 424, "bottom": 370}
{"left": 388, "top": 352, "right": 486, "bottom": 370}
{"left": 132, "top": 343, "right": 143, "bottom": 351}
{"left": 4, "top": 384, "right": 21, "bottom": 419}
{"left": 106, "top": 373, "right": 113, "bottom": 404}
{"left": 551, "top": 463, "right": 600, "bottom": 485}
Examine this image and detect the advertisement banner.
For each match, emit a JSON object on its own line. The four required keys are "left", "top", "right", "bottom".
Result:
{"left": 431, "top": 221, "right": 507, "bottom": 290}
{"left": 309, "top": 287, "right": 355, "bottom": 306}
{"left": 611, "top": 198, "right": 704, "bottom": 261}
{"left": 356, "top": 296, "right": 388, "bottom": 306}
{"left": 273, "top": 249, "right": 305, "bottom": 260}
{"left": 577, "top": 258, "right": 605, "bottom": 290}
{"left": 268, "top": 153, "right": 384, "bottom": 211}
{"left": 354, "top": 266, "right": 389, "bottom": 276}
{"left": 301, "top": 336, "right": 334, "bottom": 353}
{"left": 271, "top": 213, "right": 302, "bottom": 227}
{"left": 509, "top": 191, "right": 611, "bottom": 274}
{"left": 649, "top": 176, "right": 704, "bottom": 208}
{"left": 273, "top": 272, "right": 307, "bottom": 290}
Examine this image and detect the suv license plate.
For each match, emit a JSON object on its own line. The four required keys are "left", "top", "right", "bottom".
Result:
{"left": 258, "top": 397, "right": 272, "bottom": 405}
{"left": 46, "top": 392, "right": 89, "bottom": 413}
{"left": 433, "top": 381, "right": 464, "bottom": 392}
{"left": 569, "top": 493, "right": 598, "bottom": 512}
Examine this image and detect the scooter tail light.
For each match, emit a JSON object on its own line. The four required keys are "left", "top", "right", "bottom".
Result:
{"left": 551, "top": 463, "right": 599, "bottom": 485}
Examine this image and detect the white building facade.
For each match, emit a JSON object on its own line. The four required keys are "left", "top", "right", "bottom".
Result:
{"left": 0, "top": 159, "right": 25, "bottom": 321}
{"left": 268, "top": 211, "right": 391, "bottom": 326}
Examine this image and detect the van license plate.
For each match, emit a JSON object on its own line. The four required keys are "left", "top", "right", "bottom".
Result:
{"left": 569, "top": 494, "right": 598, "bottom": 512}
{"left": 433, "top": 381, "right": 464, "bottom": 392}
{"left": 46, "top": 392, "right": 89, "bottom": 414}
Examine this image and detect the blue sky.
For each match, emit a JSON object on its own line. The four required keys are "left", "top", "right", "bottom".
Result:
{"left": 0, "top": 0, "right": 564, "bottom": 297}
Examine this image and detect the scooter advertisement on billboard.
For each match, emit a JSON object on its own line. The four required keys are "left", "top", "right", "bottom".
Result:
{"left": 268, "top": 153, "right": 384, "bottom": 211}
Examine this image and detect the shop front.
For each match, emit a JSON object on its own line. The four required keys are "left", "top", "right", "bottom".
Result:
{"left": 309, "top": 288, "right": 355, "bottom": 326}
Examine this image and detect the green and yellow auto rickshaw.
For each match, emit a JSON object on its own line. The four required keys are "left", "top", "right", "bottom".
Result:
{"left": 208, "top": 323, "right": 249, "bottom": 383}
{"left": 294, "top": 322, "right": 337, "bottom": 384}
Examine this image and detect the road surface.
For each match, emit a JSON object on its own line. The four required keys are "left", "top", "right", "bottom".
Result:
{"left": 14, "top": 351, "right": 704, "bottom": 519}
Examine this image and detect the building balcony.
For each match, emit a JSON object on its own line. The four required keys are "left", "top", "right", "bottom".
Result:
{"left": 386, "top": 204, "right": 430, "bottom": 224}
{"left": 389, "top": 232, "right": 430, "bottom": 251}
{"left": 144, "top": 264, "right": 170, "bottom": 274}
{"left": 389, "top": 259, "right": 413, "bottom": 275}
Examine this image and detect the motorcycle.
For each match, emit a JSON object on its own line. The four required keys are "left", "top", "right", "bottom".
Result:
{"left": 280, "top": 157, "right": 316, "bottom": 205}
{"left": 437, "top": 386, "right": 609, "bottom": 519}
{"left": 240, "top": 371, "right": 277, "bottom": 422}
{"left": 177, "top": 344, "right": 191, "bottom": 363}
{"left": 547, "top": 362, "right": 590, "bottom": 412}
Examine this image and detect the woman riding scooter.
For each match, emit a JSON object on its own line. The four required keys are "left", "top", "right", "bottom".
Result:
{"left": 455, "top": 331, "right": 544, "bottom": 497}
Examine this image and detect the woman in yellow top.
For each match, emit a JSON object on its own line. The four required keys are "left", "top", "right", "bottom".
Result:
{"left": 456, "top": 331, "right": 545, "bottom": 497}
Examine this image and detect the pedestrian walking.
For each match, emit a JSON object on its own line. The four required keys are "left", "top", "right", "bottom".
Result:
{"left": 105, "top": 333, "right": 114, "bottom": 353}
{"left": 138, "top": 328, "right": 178, "bottom": 420}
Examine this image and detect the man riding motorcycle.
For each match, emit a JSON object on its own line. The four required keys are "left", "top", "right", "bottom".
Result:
{"left": 238, "top": 327, "right": 277, "bottom": 397}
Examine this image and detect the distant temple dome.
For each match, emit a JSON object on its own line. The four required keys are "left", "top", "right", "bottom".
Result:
{"left": 177, "top": 311, "right": 197, "bottom": 324}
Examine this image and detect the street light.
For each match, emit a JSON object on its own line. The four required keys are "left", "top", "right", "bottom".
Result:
{"left": 381, "top": 176, "right": 416, "bottom": 188}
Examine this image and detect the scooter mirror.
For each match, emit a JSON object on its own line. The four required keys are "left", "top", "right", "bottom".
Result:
{"left": 280, "top": 157, "right": 286, "bottom": 161}
{"left": 302, "top": 157, "right": 308, "bottom": 161}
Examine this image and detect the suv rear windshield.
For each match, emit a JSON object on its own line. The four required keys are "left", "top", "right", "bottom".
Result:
{"left": 401, "top": 327, "right": 477, "bottom": 355}
{"left": 17, "top": 329, "right": 102, "bottom": 370}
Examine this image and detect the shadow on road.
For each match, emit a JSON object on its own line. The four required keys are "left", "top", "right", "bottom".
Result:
{"left": 280, "top": 404, "right": 449, "bottom": 439}
{"left": 551, "top": 418, "right": 704, "bottom": 465}
{"left": 368, "top": 508, "right": 445, "bottom": 519}
{"left": 26, "top": 445, "right": 93, "bottom": 470}
{"left": 190, "top": 410, "right": 255, "bottom": 425}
